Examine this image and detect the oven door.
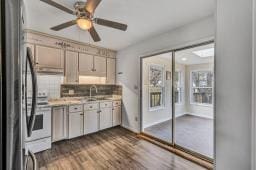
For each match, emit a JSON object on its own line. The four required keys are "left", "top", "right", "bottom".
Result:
{"left": 25, "top": 107, "right": 51, "bottom": 142}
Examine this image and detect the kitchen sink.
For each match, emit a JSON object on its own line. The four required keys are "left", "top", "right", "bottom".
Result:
{"left": 86, "top": 97, "right": 109, "bottom": 101}
{"left": 87, "top": 98, "right": 97, "bottom": 101}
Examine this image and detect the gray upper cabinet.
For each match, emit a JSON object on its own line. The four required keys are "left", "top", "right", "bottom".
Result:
{"left": 106, "top": 58, "right": 116, "bottom": 84}
{"left": 79, "top": 53, "right": 106, "bottom": 77}
{"left": 65, "top": 51, "right": 79, "bottom": 84}
{"left": 35, "top": 45, "right": 64, "bottom": 73}
{"left": 79, "top": 53, "right": 94, "bottom": 75}
{"left": 94, "top": 56, "right": 106, "bottom": 77}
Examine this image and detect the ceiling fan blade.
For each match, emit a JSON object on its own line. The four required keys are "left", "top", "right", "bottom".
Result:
{"left": 85, "top": 0, "right": 102, "bottom": 13}
{"left": 89, "top": 26, "right": 101, "bottom": 42}
{"left": 51, "top": 20, "right": 77, "bottom": 31}
{"left": 40, "top": 0, "right": 75, "bottom": 15}
{"left": 94, "top": 18, "right": 127, "bottom": 31}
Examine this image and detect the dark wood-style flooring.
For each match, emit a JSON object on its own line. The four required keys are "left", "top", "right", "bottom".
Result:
{"left": 144, "top": 115, "right": 213, "bottom": 158}
{"left": 36, "top": 126, "right": 206, "bottom": 170}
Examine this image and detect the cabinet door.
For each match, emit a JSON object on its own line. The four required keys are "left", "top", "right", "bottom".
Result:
{"left": 35, "top": 45, "right": 64, "bottom": 68}
{"left": 106, "top": 58, "right": 116, "bottom": 84}
{"left": 112, "top": 106, "right": 121, "bottom": 126}
{"left": 79, "top": 53, "right": 94, "bottom": 75}
{"left": 68, "top": 112, "right": 84, "bottom": 139}
{"left": 94, "top": 56, "right": 106, "bottom": 77}
{"left": 84, "top": 110, "right": 99, "bottom": 134}
{"left": 99, "top": 108, "right": 112, "bottom": 130}
{"left": 52, "top": 107, "right": 67, "bottom": 142}
{"left": 65, "top": 51, "right": 79, "bottom": 83}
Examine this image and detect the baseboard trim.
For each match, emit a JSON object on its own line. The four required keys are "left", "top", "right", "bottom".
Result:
{"left": 186, "top": 112, "right": 214, "bottom": 119}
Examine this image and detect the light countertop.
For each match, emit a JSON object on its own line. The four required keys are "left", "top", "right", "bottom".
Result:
{"left": 48, "top": 95, "right": 122, "bottom": 107}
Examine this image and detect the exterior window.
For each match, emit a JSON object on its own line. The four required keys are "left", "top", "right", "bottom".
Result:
{"left": 191, "top": 71, "right": 213, "bottom": 105}
{"left": 149, "top": 64, "right": 165, "bottom": 110}
{"left": 175, "top": 71, "right": 183, "bottom": 104}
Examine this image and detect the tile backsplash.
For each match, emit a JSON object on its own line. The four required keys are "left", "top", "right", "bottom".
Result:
{"left": 61, "top": 84, "right": 122, "bottom": 97}
{"left": 37, "top": 75, "right": 64, "bottom": 99}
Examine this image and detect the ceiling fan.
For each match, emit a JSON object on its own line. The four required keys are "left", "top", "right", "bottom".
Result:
{"left": 40, "top": 0, "right": 128, "bottom": 42}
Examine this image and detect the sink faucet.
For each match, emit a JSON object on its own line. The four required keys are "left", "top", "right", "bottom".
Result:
{"left": 90, "top": 85, "right": 98, "bottom": 98}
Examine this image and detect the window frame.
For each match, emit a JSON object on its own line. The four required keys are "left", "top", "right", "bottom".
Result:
{"left": 148, "top": 64, "right": 165, "bottom": 111}
{"left": 190, "top": 69, "right": 213, "bottom": 107}
{"left": 175, "top": 70, "right": 183, "bottom": 105}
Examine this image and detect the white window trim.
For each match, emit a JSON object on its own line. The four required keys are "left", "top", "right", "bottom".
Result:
{"left": 175, "top": 70, "right": 184, "bottom": 105}
{"left": 190, "top": 69, "right": 213, "bottom": 106}
{"left": 148, "top": 64, "right": 166, "bottom": 111}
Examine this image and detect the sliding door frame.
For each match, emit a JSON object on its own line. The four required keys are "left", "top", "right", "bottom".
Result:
{"left": 139, "top": 40, "right": 214, "bottom": 163}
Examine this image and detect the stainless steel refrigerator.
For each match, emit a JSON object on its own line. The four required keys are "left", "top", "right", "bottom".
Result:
{"left": 1, "top": 0, "right": 38, "bottom": 169}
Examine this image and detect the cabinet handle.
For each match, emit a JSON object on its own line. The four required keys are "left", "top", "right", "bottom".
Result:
{"left": 80, "top": 113, "right": 83, "bottom": 115}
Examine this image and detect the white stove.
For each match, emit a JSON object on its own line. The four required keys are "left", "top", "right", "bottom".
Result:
{"left": 25, "top": 91, "right": 52, "bottom": 153}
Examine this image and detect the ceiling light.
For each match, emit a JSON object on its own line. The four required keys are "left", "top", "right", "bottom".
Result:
{"left": 193, "top": 48, "right": 214, "bottom": 58}
{"left": 181, "top": 57, "right": 187, "bottom": 61}
{"left": 77, "top": 18, "right": 92, "bottom": 30}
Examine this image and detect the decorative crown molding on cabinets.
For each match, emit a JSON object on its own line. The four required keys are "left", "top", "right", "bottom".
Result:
{"left": 23, "top": 29, "right": 117, "bottom": 58}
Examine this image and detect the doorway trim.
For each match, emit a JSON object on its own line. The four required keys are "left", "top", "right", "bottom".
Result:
{"left": 252, "top": 0, "right": 256, "bottom": 168}
{"left": 139, "top": 40, "right": 214, "bottom": 163}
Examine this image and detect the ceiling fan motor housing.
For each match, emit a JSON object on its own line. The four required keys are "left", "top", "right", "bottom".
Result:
{"left": 74, "top": 1, "right": 92, "bottom": 19}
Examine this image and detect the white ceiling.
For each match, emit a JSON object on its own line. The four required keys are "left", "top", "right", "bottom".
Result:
{"left": 158, "top": 43, "right": 214, "bottom": 65}
{"left": 175, "top": 43, "right": 214, "bottom": 65}
{"left": 23, "top": 0, "right": 214, "bottom": 51}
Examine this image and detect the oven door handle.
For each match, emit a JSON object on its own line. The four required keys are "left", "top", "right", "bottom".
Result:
{"left": 26, "top": 47, "right": 37, "bottom": 137}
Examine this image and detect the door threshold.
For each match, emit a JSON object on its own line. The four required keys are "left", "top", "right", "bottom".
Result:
{"left": 137, "top": 133, "right": 213, "bottom": 170}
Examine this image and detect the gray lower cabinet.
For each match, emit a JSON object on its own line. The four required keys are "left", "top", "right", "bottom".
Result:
{"left": 68, "top": 111, "right": 84, "bottom": 139}
{"left": 52, "top": 106, "right": 67, "bottom": 142}
{"left": 84, "top": 109, "right": 99, "bottom": 134}
{"left": 112, "top": 106, "right": 121, "bottom": 126}
{"left": 99, "top": 108, "right": 112, "bottom": 130}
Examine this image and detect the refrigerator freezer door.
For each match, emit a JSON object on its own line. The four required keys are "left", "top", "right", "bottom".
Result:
{"left": 3, "top": 0, "right": 23, "bottom": 169}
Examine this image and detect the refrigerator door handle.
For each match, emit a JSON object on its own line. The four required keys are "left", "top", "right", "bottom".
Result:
{"left": 25, "top": 150, "right": 38, "bottom": 170}
{"left": 26, "top": 47, "right": 37, "bottom": 137}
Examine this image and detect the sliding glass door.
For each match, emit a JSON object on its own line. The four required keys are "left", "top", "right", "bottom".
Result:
{"left": 174, "top": 43, "right": 214, "bottom": 159}
{"left": 141, "top": 42, "right": 214, "bottom": 160}
{"left": 141, "top": 54, "right": 173, "bottom": 143}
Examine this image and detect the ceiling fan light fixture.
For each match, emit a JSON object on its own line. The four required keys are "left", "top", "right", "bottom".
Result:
{"left": 77, "top": 18, "right": 92, "bottom": 30}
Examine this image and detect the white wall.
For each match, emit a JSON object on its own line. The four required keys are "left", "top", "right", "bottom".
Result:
{"left": 117, "top": 16, "right": 215, "bottom": 132}
{"left": 216, "top": 0, "right": 253, "bottom": 169}
{"left": 175, "top": 63, "right": 187, "bottom": 117}
{"left": 142, "top": 56, "right": 172, "bottom": 128}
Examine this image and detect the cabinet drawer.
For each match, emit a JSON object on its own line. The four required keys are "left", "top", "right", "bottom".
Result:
{"left": 113, "top": 100, "right": 121, "bottom": 107}
{"left": 69, "top": 105, "right": 83, "bottom": 113}
{"left": 100, "top": 101, "right": 112, "bottom": 108}
{"left": 84, "top": 103, "right": 99, "bottom": 111}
